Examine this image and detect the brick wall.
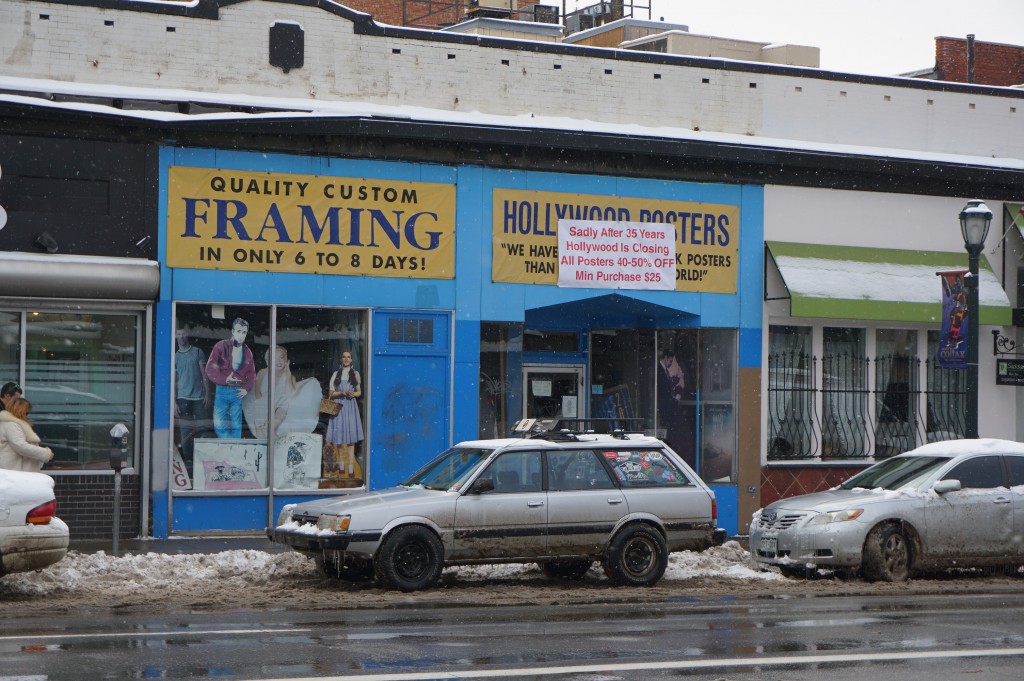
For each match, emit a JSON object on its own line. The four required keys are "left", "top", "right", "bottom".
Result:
{"left": 760, "top": 465, "right": 868, "bottom": 508}
{"left": 53, "top": 474, "right": 142, "bottom": 541}
{"left": 343, "top": 0, "right": 543, "bottom": 27}
{"left": 936, "top": 37, "right": 1024, "bottom": 86}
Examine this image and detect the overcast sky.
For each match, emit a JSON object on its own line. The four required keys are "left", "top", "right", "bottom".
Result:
{"left": 562, "top": 1, "right": 1024, "bottom": 77}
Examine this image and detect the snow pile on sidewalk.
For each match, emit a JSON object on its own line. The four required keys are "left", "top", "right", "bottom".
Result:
{"left": 1, "top": 540, "right": 777, "bottom": 598}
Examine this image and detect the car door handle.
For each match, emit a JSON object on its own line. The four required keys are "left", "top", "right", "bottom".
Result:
{"left": 527, "top": 501, "right": 545, "bottom": 507}
{"left": 994, "top": 497, "right": 1011, "bottom": 504}
{"left": 607, "top": 498, "right": 624, "bottom": 505}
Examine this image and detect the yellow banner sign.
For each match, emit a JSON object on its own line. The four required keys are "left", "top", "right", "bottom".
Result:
{"left": 492, "top": 189, "right": 739, "bottom": 293}
{"left": 167, "top": 167, "right": 456, "bottom": 278}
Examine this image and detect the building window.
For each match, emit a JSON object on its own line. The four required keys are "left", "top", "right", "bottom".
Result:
{"left": 10, "top": 311, "right": 142, "bottom": 470}
{"left": 821, "top": 327, "right": 868, "bottom": 457}
{"left": 479, "top": 322, "right": 522, "bottom": 439}
{"left": 767, "top": 325, "right": 814, "bottom": 459}
{"left": 172, "top": 303, "right": 367, "bottom": 493}
{"left": 388, "top": 317, "right": 434, "bottom": 344}
{"left": 874, "top": 329, "right": 918, "bottom": 459}
{"left": 768, "top": 326, "right": 966, "bottom": 461}
{"left": 658, "top": 328, "right": 738, "bottom": 481}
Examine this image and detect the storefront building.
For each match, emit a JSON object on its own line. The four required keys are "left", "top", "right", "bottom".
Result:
{"left": 4, "top": 0, "right": 1024, "bottom": 540}
{"left": 760, "top": 187, "right": 1022, "bottom": 505}
{"left": 155, "top": 148, "right": 763, "bottom": 535}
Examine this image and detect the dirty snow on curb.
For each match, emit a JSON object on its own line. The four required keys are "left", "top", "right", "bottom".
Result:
{"left": 1, "top": 541, "right": 777, "bottom": 596}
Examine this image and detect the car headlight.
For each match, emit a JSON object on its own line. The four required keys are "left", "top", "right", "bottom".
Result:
{"left": 807, "top": 509, "right": 864, "bottom": 525}
{"left": 277, "top": 505, "right": 295, "bottom": 525}
{"left": 317, "top": 514, "right": 351, "bottom": 532}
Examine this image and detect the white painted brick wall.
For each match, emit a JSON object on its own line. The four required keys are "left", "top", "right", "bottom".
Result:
{"left": 1, "top": 0, "right": 1022, "bottom": 163}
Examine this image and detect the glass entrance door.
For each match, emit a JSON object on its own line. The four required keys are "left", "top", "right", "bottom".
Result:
{"left": 522, "top": 364, "right": 584, "bottom": 421}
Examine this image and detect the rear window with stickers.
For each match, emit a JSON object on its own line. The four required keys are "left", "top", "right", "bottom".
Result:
{"left": 601, "top": 449, "right": 692, "bottom": 487}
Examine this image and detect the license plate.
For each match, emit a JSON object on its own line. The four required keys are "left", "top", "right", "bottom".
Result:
{"left": 759, "top": 536, "right": 778, "bottom": 556}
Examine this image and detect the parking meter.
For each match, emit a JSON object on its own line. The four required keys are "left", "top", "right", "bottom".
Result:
{"left": 109, "top": 423, "right": 129, "bottom": 471}
{"left": 108, "top": 423, "right": 129, "bottom": 555}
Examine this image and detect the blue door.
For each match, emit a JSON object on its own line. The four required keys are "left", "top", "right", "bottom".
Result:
{"left": 370, "top": 310, "right": 451, "bottom": 489}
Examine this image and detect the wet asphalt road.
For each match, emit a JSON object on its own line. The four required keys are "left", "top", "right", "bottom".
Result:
{"left": 3, "top": 591, "right": 1024, "bottom": 680}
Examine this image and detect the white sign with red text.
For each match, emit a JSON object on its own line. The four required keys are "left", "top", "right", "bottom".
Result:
{"left": 557, "top": 220, "right": 675, "bottom": 290}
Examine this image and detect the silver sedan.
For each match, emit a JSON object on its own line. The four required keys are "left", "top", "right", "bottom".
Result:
{"left": 750, "top": 438, "right": 1024, "bottom": 580}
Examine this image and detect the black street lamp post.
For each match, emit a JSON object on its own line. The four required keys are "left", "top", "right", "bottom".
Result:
{"left": 959, "top": 199, "right": 993, "bottom": 439}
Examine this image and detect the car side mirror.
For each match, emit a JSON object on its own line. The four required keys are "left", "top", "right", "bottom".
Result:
{"left": 471, "top": 477, "right": 495, "bottom": 494}
{"left": 933, "top": 479, "right": 962, "bottom": 494}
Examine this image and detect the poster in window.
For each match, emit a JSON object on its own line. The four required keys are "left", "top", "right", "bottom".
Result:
{"left": 273, "top": 432, "right": 323, "bottom": 490}
{"left": 192, "top": 438, "right": 267, "bottom": 491}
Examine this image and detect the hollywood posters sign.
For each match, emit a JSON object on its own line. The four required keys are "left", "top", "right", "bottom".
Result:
{"left": 492, "top": 189, "right": 739, "bottom": 293}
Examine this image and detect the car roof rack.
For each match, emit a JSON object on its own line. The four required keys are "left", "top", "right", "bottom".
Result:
{"left": 511, "top": 417, "right": 649, "bottom": 440}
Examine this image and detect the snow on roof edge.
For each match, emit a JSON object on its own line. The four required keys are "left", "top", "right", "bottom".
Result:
{"left": 2, "top": 75, "right": 1023, "bottom": 172}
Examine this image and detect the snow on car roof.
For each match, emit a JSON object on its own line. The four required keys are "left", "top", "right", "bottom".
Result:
{"left": 907, "top": 438, "right": 1024, "bottom": 457}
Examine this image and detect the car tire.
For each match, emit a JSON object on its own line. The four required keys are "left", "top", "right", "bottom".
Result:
{"left": 540, "top": 559, "right": 593, "bottom": 580}
{"left": 862, "top": 524, "right": 911, "bottom": 582}
{"left": 374, "top": 525, "right": 444, "bottom": 592}
{"left": 603, "top": 524, "right": 668, "bottom": 587}
{"left": 316, "top": 553, "right": 375, "bottom": 583}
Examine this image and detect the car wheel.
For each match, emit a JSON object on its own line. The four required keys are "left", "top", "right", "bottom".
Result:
{"left": 540, "top": 559, "right": 594, "bottom": 580}
{"left": 374, "top": 525, "right": 444, "bottom": 592}
{"left": 316, "top": 553, "right": 375, "bottom": 583}
{"left": 862, "top": 524, "right": 911, "bottom": 582}
{"left": 603, "top": 524, "right": 668, "bottom": 587}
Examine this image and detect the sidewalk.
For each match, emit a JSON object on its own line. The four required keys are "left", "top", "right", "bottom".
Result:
{"left": 69, "top": 535, "right": 287, "bottom": 555}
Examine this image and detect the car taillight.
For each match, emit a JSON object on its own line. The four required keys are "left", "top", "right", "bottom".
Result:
{"left": 27, "top": 500, "right": 56, "bottom": 525}
{"left": 711, "top": 498, "right": 718, "bottom": 522}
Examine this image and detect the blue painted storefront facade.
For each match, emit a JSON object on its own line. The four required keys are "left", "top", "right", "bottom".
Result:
{"left": 152, "top": 147, "right": 763, "bottom": 537}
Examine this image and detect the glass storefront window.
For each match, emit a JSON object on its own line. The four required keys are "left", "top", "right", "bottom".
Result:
{"left": 0, "top": 312, "right": 19, "bottom": 390}
{"left": 699, "top": 329, "right": 737, "bottom": 482}
{"left": 24, "top": 312, "right": 140, "bottom": 470}
{"left": 590, "top": 329, "right": 655, "bottom": 434}
{"left": 657, "top": 329, "right": 698, "bottom": 467}
{"left": 483, "top": 324, "right": 737, "bottom": 482}
{"left": 173, "top": 305, "right": 269, "bottom": 490}
{"left": 273, "top": 306, "right": 367, "bottom": 491}
{"left": 172, "top": 304, "right": 367, "bottom": 493}
{"left": 479, "top": 323, "right": 522, "bottom": 439}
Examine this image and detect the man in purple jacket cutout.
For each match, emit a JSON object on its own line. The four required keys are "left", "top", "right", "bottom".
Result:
{"left": 205, "top": 317, "right": 256, "bottom": 438}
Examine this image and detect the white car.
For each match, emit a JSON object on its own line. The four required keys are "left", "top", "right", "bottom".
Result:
{"left": 750, "top": 438, "right": 1024, "bottom": 581}
{"left": 0, "top": 469, "right": 69, "bottom": 577}
{"left": 272, "top": 431, "right": 725, "bottom": 591}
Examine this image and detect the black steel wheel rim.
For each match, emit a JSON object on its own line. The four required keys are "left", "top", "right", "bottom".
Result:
{"left": 395, "top": 541, "right": 429, "bottom": 579}
{"left": 623, "top": 537, "right": 656, "bottom": 577}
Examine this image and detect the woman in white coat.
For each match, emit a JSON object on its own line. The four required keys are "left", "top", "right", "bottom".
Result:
{"left": 0, "top": 398, "right": 54, "bottom": 472}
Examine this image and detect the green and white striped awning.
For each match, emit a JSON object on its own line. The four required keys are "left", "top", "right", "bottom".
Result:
{"left": 766, "top": 241, "right": 1011, "bottom": 325}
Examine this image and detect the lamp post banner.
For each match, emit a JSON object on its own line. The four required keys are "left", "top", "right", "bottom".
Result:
{"left": 937, "top": 270, "right": 969, "bottom": 368}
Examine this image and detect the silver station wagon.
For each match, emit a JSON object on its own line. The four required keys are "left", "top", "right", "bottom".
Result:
{"left": 750, "top": 438, "right": 1024, "bottom": 581}
{"left": 271, "top": 430, "right": 725, "bottom": 591}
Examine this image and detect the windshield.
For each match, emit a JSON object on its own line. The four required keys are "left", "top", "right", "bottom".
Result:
{"left": 839, "top": 456, "right": 949, "bottom": 491}
{"left": 402, "top": 447, "right": 493, "bottom": 491}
